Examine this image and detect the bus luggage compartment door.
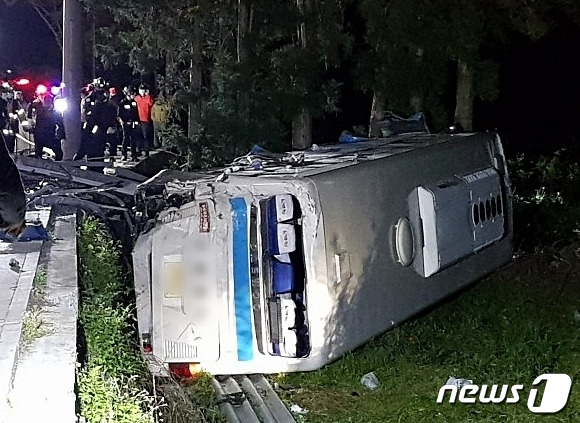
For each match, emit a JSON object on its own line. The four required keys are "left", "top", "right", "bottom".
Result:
{"left": 410, "top": 167, "right": 505, "bottom": 278}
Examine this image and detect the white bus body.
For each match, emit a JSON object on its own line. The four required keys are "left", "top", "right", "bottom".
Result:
{"left": 132, "top": 132, "right": 513, "bottom": 375}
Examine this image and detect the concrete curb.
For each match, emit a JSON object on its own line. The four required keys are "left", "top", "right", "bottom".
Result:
{"left": 1, "top": 213, "right": 78, "bottom": 423}
{"left": 0, "top": 209, "right": 51, "bottom": 423}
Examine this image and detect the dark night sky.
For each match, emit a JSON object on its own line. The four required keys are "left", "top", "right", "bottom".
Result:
{"left": 0, "top": 2, "right": 61, "bottom": 77}
{"left": 478, "top": 26, "right": 580, "bottom": 157}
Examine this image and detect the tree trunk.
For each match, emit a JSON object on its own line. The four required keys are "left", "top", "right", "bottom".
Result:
{"left": 292, "top": 0, "right": 312, "bottom": 150}
{"left": 91, "top": 14, "right": 96, "bottom": 79}
{"left": 409, "top": 47, "right": 423, "bottom": 114}
{"left": 454, "top": 59, "right": 474, "bottom": 132}
{"left": 409, "top": 91, "right": 423, "bottom": 113}
{"left": 237, "top": 0, "right": 251, "bottom": 119}
{"left": 369, "top": 90, "right": 386, "bottom": 137}
{"left": 292, "top": 109, "right": 312, "bottom": 150}
{"left": 61, "top": 0, "right": 83, "bottom": 160}
{"left": 188, "top": 16, "right": 203, "bottom": 138}
{"left": 237, "top": 0, "right": 251, "bottom": 64}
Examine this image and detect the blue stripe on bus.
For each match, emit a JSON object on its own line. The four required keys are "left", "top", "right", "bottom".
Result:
{"left": 230, "top": 198, "right": 254, "bottom": 361}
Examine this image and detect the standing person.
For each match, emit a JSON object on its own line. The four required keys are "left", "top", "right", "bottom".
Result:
{"left": 13, "top": 91, "right": 30, "bottom": 151}
{"left": 0, "top": 87, "right": 12, "bottom": 152}
{"left": 134, "top": 83, "right": 154, "bottom": 158}
{"left": 76, "top": 79, "right": 110, "bottom": 160}
{"left": 108, "top": 86, "right": 123, "bottom": 156}
{"left": 0, "top": 134, "right": 26, "bottom": 239}
{"left": 100, "top": 89, "right": 120, "bottom": 158}
{"left": 13, "top": 91, "right": 28, "bottom": 112}
{"left": 76, "top": 83, "right": 95, "bottom": 160}
{"left": 151, "top": 92, "right": 170, "bottom": 149}
{"left": 88, "top": 83, "right": 110, "bottom": 159}
{"left": 2, "top": 89, "right": 29, "bottom": 153}
{"left": 118, "top": 86, "right": 140, "bottom": 161}
{"left": 28, "top": 89, "right": 64, "bottom": 161}
{"left": 0, "top": 88, "right": 7, "bottom": 131}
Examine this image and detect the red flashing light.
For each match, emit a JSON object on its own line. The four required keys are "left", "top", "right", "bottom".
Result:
{"left": 36, "top": 84, "right": 48, "bottom": 95}
{"left": 168, "top": 363, "right": 202, "bottom": 380}
{"left": 15, "top": 78, "right": 30, "bottom": 86}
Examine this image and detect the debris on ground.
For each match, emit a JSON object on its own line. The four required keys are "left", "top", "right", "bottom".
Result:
{"left": 9, "top": 258, "right": 21, "bottom": 273}
{"left": 445, "top": 377, "right": 474, "bottom": 388}
{"left": 290, "top": 404, "right": 309, "bottom": 415}
{"left": 360, "top": 372, "right": 381, "bottom": 390}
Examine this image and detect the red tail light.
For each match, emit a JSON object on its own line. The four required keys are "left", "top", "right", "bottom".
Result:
{"left": 141, "top": 332, "right": 152, "bottom": 353}
{"left": 168, "top": 363, "right": 202, "bottom": 379}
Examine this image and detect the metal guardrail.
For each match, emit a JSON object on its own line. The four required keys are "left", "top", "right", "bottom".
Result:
{"left": 212, "top": 374, "right": 296, "bottom": 423}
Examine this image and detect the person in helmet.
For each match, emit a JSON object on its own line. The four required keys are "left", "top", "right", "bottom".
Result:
{"left": 76, "top": 79, "right": 110, "bottom": 160}
{"left": 88, "top": 81, "right": 110, "bottom": 159}
{"left": 93, "top": 77, "right": 108, "bottom": 91}
{"left": 0, "top": 135, "right": 26, "bottom": 239}
{"left": 80, "top": 83, "right": 94, "bottom": 125}
{"left": 135, "top": 83, "right": 154, "bottom": 158}
{"left": 107, "top": 87, "right": 123, "bottom": 156}
{"left": 108, "top": 86, "right": 121, "bottom": 108}
{"left": 118, "top": 86, "right": 140, "bottom": 161}
{"left": 27, "top": 91, "right": 64, "bottom": 160}
{"left": 76, "top": 84, "right": 93, "bottom": 160}
{"left": 12, "top": 91, "right": 29, "bottom": 150}
{"left": 0, "top": 87, "right": 14, "bottom": 152}
{"left": 1, "top": 87, "right": 27, "bottom": 153}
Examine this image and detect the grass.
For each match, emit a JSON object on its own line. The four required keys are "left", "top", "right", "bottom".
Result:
{"left": 157, "top": 373, "right": 226, "bottom": 423}
{"left": 77, "top": 217, "right": 158, "bottom": 423}
{"left": 77, "top": 216, "right": 224, "bottom": 423}
{"left": 21, "top": 306, "right": 50, "bottom": 345}
{"left": 277, "top": 243, "right": 580, "bottom": 422}
{"left": 33, "top": 270, "right": 47, "bottom": 289}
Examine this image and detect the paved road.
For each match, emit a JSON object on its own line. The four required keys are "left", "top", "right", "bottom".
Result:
{"left": 0, "top": 209, "right": 78, "bottom": 423}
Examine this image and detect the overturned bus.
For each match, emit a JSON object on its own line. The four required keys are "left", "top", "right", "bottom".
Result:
{"left": 132, "top": 131, "right": 513, "bottom": 376}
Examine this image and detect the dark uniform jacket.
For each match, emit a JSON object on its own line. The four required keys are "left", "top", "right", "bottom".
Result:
{"left": 27, "top": 99, "right": 66, "bottom": 139}
{"left": 0, "top": 139, "right": 26, "bottom": 234}
{"left": 118, "top": 97, "right": 139, "bottom": 124}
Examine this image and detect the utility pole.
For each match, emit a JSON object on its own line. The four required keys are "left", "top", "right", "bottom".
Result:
{"left": 91, "top": 13, "right": 96, "bottom": 80}
{"left": 62, "top": 0, "right": 83, "bottom": 160}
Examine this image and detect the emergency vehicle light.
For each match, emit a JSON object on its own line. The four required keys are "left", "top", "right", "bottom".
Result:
{"left": 36, "top": 84, "right": 48, "bottom": 95}
{"left": 54, "top": 98, "right": 68, "bottom": 113}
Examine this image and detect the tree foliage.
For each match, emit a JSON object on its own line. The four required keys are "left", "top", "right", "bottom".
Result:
{"left": 81, "top": 0, "right": 350, "bottom": 167}
{"left": 79, "top": 0, "right": 580, "bottom": 167}
{"left": 357, "top": 0, "right": 580, "bottom": 130}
